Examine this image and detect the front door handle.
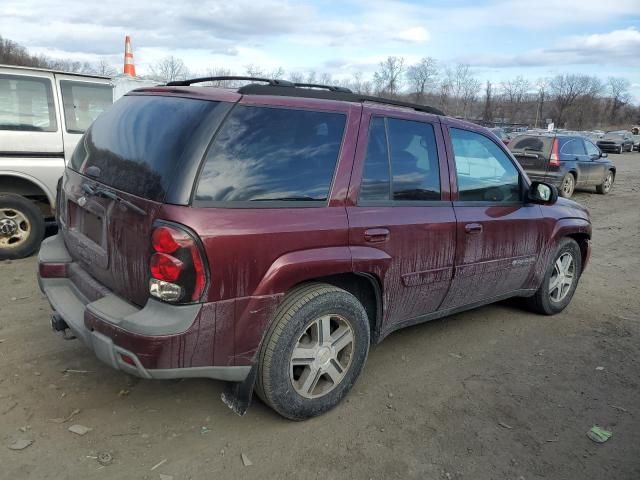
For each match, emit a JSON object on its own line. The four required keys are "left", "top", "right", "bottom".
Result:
{"left": 464, "top": 223, "right": 483, "bottom": 234}
{"left": 364, "top": 228, "right": 390, "bottom": 243}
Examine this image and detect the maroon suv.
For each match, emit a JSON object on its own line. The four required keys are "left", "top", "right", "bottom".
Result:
{"left": 38, "top": 77, "right": 592, "bottom": 420}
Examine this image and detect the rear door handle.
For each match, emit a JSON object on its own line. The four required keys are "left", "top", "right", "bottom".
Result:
{"left": 464, "top": 223, "right": 483, "bottom": 234}
{"left": 364, "top": 228, "right": 390, "bottom": 243}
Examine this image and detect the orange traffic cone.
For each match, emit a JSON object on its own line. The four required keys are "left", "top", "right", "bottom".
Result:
{"left": 123, "top": 36, "right": 136, "bottom": 77}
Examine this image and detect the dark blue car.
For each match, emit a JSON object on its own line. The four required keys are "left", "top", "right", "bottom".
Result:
{"left": 509, "top": 134, "right": 616, "bottom": 198}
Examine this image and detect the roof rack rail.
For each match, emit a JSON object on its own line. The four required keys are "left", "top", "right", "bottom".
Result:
{"left": 166, "top": 76, "right": 294, "bottom": 87}
{"left": 293, "top": 82, "right": 353, "bottom": 93}
{"left": 236, "top": 84, "right": 445, "bottom": 116}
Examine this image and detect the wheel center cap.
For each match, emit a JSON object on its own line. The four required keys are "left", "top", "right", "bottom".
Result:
{"left": 317, "top": 346, "right": 332, "bottom": 365}
{"left": 0, "top": 218, "right": 18, "bottom": 236}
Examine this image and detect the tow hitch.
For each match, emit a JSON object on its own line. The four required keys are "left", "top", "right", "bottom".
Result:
{"left": 50, "top": 313, "right": 76, "bottom": 340}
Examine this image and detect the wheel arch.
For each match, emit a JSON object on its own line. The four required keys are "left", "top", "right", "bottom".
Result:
{"left": 0, "top": 172, "right": 55, "bottom": 213}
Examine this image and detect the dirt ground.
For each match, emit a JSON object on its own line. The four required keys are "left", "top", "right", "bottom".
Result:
{"left": 1, "top": 153, "right": 639, "bottom": 480}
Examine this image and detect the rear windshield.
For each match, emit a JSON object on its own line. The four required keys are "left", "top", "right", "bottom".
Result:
{"left": 70, "top": 95, "right": 220, "bottom": 201}
{"left": 195, "top": 105, "right": 346, "bottom": 203}
{"left": 509, "top": 135, "right": 553, "bottom": 155}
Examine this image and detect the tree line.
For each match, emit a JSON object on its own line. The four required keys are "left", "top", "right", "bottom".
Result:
{"left": 2, "top": 34, "right": 638, "bottom": 130}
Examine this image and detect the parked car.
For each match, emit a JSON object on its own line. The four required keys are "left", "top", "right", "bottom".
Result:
{"left": 0, "top": 65, "right": 113, "bottom": 259}
{"left": 38, "top": 77, "right": 592, "bottom": 420}
{"left": 596, "top": 131, "right": 634, "bottom": 153}
{"left": 489, "top": 127, "right": 511, "bottom": 145}
{"left": 509, "top": 134, "right": 616, "bottom": 198}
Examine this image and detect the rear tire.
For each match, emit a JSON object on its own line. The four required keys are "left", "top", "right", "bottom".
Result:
{"left": 256, "top": 283, "right": 370, "bottom": 420}
{"left": 596, "top": 170, "right": 614, "bottom": 194}
{"left": 559, "top": 173, "right": 575, "bottom": 198}
{"left": 0, "top": 194, "right": 45, "bottom": 260}
{"left": 526, "top": 238, "right": 582, "bottom": 315}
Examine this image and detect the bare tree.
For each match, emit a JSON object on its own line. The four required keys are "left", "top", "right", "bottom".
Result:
{"left": 373, "top": 56, "right": 405, "bottom": 98}
{"left": 482, "top": 81, "right": 493, "bottom": 122}
{"left": 94, "top": 58, "right": 117, "bottom": 76}
{"left": 549, "top": 74, "right": 600, "bottom": 127}
{"left": 444, "top": 64, "right": 479, "bottom": 117}
{"left": 406, "top": 57, "right": 438, "bottom": 103}
{"left": 501, "top": 75, "right": 530, "bottom": 123}
{"left": 607, "top": 77, "right": 631, "bottom": 123}
{"left": 288, "top": 71, "right": 305, "bottom": 83}
{"left": 346, "top": 72, "right": 372, "bottom": 95}
{"left": 150, "top": 56, "right": 188, "bottom": 83}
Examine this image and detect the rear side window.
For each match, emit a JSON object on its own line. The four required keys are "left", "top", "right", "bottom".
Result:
{"left": 560, "top": 139, "right": 586, "bottom": 156}
{"left": 0, "top": 74, "right": 57, "bottom": 132}
{"left": 70, "top": 95, "right": 221, "bottom": 201}
{"left": 451, "top": 128, "right": 521, "bottom": 203}
{"left": 359, "top": 117, "right": 441, "bottom": 202}
{"left": 509, "top": 136, "right": 552, "bottom": 155}
{"left": 60, "top": 80, "right": 113, "bottom": 133}
{"left": 195, "top": 105, "right": 346, "bottom": 203}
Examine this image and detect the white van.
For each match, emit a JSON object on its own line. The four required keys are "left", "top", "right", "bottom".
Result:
{"left": 0, "top": 65, "right": 113, "bottom": 259}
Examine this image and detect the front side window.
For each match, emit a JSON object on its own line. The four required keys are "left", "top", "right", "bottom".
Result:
{"left": 359, "top": 117, "right": 441, "bottom": 202}
{"left": 560, "top": 139, "right": 586, "bottom": 156}
{"left": 60, "top": 80, "right": 113, "bottom": 133}
{"left": 0, "top": 74, "right": 57, "bottom": 132}
{"left": 584, "top": 140, "right": 600, "bottom": 158}
{"left": 196, "top": 105, "right": 346, "bottom": 203}
{"left": 451, "top": 128, "right": 521, "bottom": 203}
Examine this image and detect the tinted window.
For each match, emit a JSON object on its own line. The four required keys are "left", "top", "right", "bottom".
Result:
{"left": 451, "top": 128, "right": 521, "bottom": 202}
{"left": 0, "top": 74, "right": 57, "bottom": 132}
{"left": 70, "top": 95, "right": 221, "bottom": 201}
{"left": 560, "top": 139, "right": 586, "bottom": 156}
{"left": 359, "top": 117, "right": 390, "bottom": 201}
{"left": 60, "top": 80, "right": 113, "bottom": 133}
{"left": 196, "top": 106, "right": 345, "bottom": 203}
{"left": 388, "top": 118, "right": 440, "bottom": 201}
{"left": 509, "top": 135, "right": 552, "bottom": 155}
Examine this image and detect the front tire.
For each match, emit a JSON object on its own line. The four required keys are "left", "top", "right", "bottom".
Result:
{"left": 559, "top": 173, "right": 575, "bottom": 198}
{"left": 596, "top": 171, "right": 614, "bottom": 194}
{"left": 526, "top": 238, "right": 582, "bottom": 315}
{"left": 0, "top": 194, "right": 45, "bottom": 260}
{"left": 257, "top": 283, "right": 370, "bottom": 420}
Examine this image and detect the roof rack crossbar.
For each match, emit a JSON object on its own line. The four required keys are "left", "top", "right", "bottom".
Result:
{"left": 293, "top": 82, "right": 353, "bottom": 93}
{"left": 166, "top": 76, "right": 294, "bottom": 87}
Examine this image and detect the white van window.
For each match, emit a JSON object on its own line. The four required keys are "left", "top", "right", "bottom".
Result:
{"left": 0, "top": 74, "right": 57, "bottom": 132}
{"left": 59, "top": 80, "right": 113, "bottom": 134}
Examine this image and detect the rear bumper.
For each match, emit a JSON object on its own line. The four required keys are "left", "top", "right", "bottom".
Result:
{"left": 38, "top": 234, "right": 251, "bottom": 383}
{"left": 528, "top": 173, "right": 563, "bottom": 189}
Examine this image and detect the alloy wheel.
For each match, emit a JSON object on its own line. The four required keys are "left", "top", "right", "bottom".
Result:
{"left": 549, "top": 252, "right": 575, "bottom": 303}
{"left": 289, "top": 314, "right": 355, "bottom": 399}
{"left": 562, "top": 175, "right": 574, "bottom": 196}
{"left": 603, "top": 173, "right": 613, "bottom": 192}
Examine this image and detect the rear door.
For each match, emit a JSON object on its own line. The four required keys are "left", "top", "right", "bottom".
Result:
{"left": 441, "top": 121, "right": 544, "bottom": 310}
{"left": 347, "top": 108, "right": 456, "bottom": 331}
{"left": 54, "top": 74, "right": 113, "bottom": 163}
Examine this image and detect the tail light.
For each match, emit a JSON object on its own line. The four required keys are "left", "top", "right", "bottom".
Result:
{"left": 149, "top": 223, "right": 208, "bottom": 303}
{"left": 549, "top": 138, "right": 560, "bottom": 167}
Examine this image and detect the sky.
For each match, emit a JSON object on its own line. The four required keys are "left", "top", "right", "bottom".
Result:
{"left": 1, "top": 0, "right": 639, "bottom": 100}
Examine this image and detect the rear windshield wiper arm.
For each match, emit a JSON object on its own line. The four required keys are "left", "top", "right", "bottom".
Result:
{"left": 82, "top": 184, "right": 147, "bottom": 216}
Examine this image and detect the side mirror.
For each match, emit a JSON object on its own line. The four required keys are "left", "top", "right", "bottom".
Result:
{"left": 600, "top": 152, "right": 608, "bottom": 158}
{"left": 528, "top": 181, "right": 558, "bottom": 205}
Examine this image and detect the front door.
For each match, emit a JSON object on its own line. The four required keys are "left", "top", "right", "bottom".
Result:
{"left": 440, "top": 124, "right": 544, "bottom": 310}
{"left": 347, "top": 112, "right": 456, "bottom": 331}
{"left": 583, "top": 139, "right": 608, "bottom": 184}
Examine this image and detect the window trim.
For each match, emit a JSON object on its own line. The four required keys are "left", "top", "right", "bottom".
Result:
{"left": 357, "top": 115, "right": 444, "bottom": 206}
{"left": 59, "top": 79, "right": 114, "bottom": 134}
{"left": 191, "top": 103, "right": 347, "bottom": 208}
{"left": 0, "top": 73, "right": 58, "bottom": 133}
{"left": 448, "top": 126, "right": 525, "bottom": 205}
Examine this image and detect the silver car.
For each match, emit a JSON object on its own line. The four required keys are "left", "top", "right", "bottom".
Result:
{"left": 0, "top": 65, "right": 113, "bottom": 259}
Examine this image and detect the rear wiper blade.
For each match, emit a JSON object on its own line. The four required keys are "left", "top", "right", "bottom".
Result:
{"left": 82, "top": 184, "right": 147, "bottom": 216}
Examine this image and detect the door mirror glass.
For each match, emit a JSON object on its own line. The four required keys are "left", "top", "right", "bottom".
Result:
{"left": 528, "top": 181, "right": 558, "bottom": 205}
